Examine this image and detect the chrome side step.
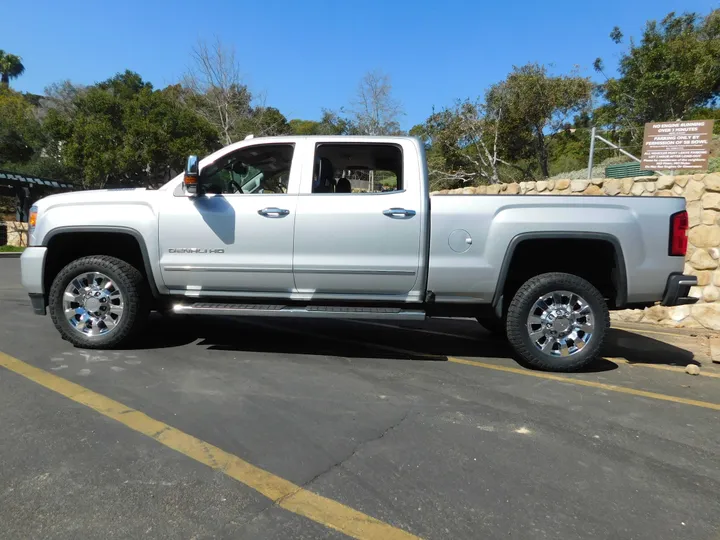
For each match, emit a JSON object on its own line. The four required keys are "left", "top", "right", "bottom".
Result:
{"left": 172, "top": 302, "right": 426, "bottom": 320}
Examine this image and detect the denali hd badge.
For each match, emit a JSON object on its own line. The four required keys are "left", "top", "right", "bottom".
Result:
{"left": 168, "top": 248, "right": 225, "bottom": 254}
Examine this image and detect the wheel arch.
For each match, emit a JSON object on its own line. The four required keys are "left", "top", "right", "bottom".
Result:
{"left": 42, "top": 226, "right": 160, "bottom": 301}
{"left": 491, "top": 232, "right": 627, "bottom": 317}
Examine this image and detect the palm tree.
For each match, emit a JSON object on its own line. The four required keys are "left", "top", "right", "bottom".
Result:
{"left": 0, "top": 50, "right": 26, "bottom": 88}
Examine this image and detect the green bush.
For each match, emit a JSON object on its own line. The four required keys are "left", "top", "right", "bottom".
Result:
{"left": 708, "top": 156, "right": 720, "bottom": 174}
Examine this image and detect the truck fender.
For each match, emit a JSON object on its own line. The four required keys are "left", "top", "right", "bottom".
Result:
{"left": 42, "top": 225, "right": 161, "bottom": 299}
{"left": 491, "top": 231, "right": 628, "bottom": 316}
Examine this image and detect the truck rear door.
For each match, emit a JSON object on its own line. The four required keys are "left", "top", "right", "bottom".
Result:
{"left": 292, "top": 139, "right": 425, "bottom": 300}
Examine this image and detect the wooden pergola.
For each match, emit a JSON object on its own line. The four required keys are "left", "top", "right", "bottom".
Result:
{"left": 0, "top": 170, "right": 76, "bottom": 222}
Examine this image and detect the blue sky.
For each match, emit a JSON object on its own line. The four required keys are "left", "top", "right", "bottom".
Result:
{"left": 3, "top": 0, "right": 718, "bottom": 130}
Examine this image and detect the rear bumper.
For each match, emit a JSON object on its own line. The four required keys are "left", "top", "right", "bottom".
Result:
{"left": 20, "top": 247, "right": 47, "bottom": 315}
{"left": 660, "top": 274, "right": 698, "bottom": 307}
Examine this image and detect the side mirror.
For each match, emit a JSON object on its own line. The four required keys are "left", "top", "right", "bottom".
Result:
{"left": 184, "top": 155, "right": 199, "bottom": 195}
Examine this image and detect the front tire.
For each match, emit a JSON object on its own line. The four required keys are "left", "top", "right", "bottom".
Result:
{"left": 506, "top": 272, "right": 609, "bottom": 372}
{"left": 49, "top": 256, "right": 149, "bottom": 349}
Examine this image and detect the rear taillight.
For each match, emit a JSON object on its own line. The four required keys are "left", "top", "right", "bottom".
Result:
{"left": 669, "top": 210, "right": 689, "bottom": 256}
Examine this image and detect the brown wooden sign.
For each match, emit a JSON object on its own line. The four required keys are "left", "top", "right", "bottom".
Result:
{"left": 640, "top": 120, "right": 714, "bottom": 171}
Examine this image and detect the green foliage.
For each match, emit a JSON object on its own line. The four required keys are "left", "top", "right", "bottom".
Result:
{"left": 487, "top": 63, "right": 593, "bottom": 178}
{"left": 596, "top": 9, "right": 720, "bottom": 140}
{"left": 0, "top": 245, "right": 25, "bottom": 253}
{"left": 546, "top": 127, "right": 592, "bottom": 176}
{"left": 687, "top": 107, "right": 720, "bottom": 134}
{"left": 289, "top": 110, "right": 349, "bottom": 135}
{"left": 709, "top": 156, "right": 720, "bottom": 173}
{"left": 415, "top": 101, "right": 502, "bottom": 188}
{"left": 0, "top": 88, "right": 43, "bottom": 165}
{"left": 44, "top": 72, "right": 219, "bottom": 188}
{"left": 239, "top": 106, "right": 291, "bottom": 137}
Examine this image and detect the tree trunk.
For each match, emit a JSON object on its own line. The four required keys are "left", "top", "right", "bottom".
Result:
{"left": 535, "top": 129, "right": 550, "bottom": 178}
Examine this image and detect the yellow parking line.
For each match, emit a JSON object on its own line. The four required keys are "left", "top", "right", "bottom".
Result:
{"left": 242, "top": 319, "right": 720, "bottom": 412}
{"left": 446, "top": 357, "right": 720, "bottom": 411}
{"left": 0, "top": 351, "right": 420, "bottom": 540}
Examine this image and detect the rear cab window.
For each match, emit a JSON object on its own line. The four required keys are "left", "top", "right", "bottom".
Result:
{"left": 309, "top": 143, "right": 404, "bottom": 194}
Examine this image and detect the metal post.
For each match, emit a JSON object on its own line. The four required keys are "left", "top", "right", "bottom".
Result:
{"left": 15, "top": 186, "right": 30, "bottom": 222}
{"left": 587, "top": 127, "right": 596, "bottom": 180}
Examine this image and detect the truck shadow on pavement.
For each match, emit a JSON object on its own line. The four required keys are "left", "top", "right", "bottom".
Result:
{"left": 126, "top": 315, "right": 699, "bottom": 373}
{"left": 604, "top": 328, "right": 700, "bottom": 367}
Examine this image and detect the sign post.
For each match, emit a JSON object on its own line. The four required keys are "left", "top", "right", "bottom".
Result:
{"left": 640, "top": 120, "right": 714, "bottom": 172}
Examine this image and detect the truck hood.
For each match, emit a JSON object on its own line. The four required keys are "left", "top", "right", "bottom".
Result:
{"left": 34, "top": 188, "right": 152, "bottom": 211}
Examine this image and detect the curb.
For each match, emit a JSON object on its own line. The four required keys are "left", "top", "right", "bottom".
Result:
{"left": 0, "top": 252, "right": 22, "bottom": 259}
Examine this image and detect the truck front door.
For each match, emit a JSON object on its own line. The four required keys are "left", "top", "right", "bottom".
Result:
{"left": 158, "top": 142, "right": 300, "bottom": 297}
{"left": 292, "top": 140, "right": 425, "bottom": 300}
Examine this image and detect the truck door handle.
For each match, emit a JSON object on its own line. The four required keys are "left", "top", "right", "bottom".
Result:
{"left": 258, "top": 207, "right": 290, "bottom": 217}
{"left": 383, "top": 208, "right": 416, "bottom": 218}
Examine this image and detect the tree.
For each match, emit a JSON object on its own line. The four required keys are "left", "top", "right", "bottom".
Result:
{"left": 487, "top": 63, "right": 592, "bottom": 178}
{"left": 349, "top": 70, "right": 404, "bottom": 135}
{"left": 414, "top": 99, "right": 506, "bottom": 186}
{"left": 0, "top": 88, "right": 42, "bottom": 165}
{"left": 239, "top": 106, "right": 291, "bottom": 137}
{"left": 0, "top": 50, "right": 25, "bottom": 88}
{"left": 183, "top": 38, "right": 254, "bottom": 145}
{"left": 289, "top": 110, "right": 349, "bottom": 135}
{"left": 594, "top": 9, "right": 720, "bottom": 140}
{"left": 44, "top": 71, "right": 218, "bottom": 188}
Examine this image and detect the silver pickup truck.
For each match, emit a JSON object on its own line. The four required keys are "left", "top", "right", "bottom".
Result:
{"left": 20, "top": 135, "right": 697, "bottom": 371}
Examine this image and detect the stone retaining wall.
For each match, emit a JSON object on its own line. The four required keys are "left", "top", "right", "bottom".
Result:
{"left": 2, "top": 221, "right": 28, "bottom": 247}
{"left": 432, "top": 173, "right": 720, "bottom": 331}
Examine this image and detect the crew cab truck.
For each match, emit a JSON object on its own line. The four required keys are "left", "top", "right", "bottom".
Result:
{"left": 20, "top": 135, "right": 697, "bottom": 372}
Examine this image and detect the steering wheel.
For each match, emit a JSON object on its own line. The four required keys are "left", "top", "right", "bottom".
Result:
{"left": 228, "top": 180, "right": 243, "bottom": 194}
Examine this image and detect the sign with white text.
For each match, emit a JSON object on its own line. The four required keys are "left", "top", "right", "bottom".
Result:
{"left": 640, "top": 120, "right": 714, "bottom": 170}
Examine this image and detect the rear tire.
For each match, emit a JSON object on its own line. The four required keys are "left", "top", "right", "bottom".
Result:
{"left": 49, "top": 256, "right": 149, "bottom": 349}
{"left": 506, "top": 272, "right": 609, "bottom": 372}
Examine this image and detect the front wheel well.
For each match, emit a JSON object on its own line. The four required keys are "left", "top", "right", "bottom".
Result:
{"left": 496, "top": 237, "right": 625, "bottom": 313}
{"left": 43, "top": 232, "right": 156, "bottom": 300}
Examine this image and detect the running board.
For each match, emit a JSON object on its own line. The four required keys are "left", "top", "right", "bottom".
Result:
{"left": 171, "top": 302, "right": 426, "bottom": 321}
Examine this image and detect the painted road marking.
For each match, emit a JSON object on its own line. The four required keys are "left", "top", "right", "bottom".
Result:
{"left": 347, "top": 321, "right": 720, "bottom": 381}
{"left": 242, "top": 319, "right": 720, "bottom": 412}
{"left": 0, "top": 351, "right": 420, "bottom": 540}
{"left": 446, "top": 357, "right": 720, "bottom": 411}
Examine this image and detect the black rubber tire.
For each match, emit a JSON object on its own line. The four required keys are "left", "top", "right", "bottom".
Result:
{"left": 476, "top": 316, "right": 506, "bottom": 338}
{"left": 506, "top": 272, "right": 609, "bottom": 372}
{"left": 49, "top": 256, "right": 149, "bottom": 349}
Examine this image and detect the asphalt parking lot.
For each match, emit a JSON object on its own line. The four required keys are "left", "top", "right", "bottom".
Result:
{"left": 1, "top": 256, "right": 719, "bottom": 540}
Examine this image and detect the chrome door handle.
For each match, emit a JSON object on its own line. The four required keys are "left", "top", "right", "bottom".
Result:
{"left": 383, "top": 208, "right": 416, "bottom": 217}
{"left": 258, "top": 207, "right": 290, "bottom": 217}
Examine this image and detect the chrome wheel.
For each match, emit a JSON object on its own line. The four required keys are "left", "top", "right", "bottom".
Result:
{"left": 526, "top": 290, "right": 594, "bottom": 357}
{"left": 63, "top": 272, "right": 125, "bottom": 337}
